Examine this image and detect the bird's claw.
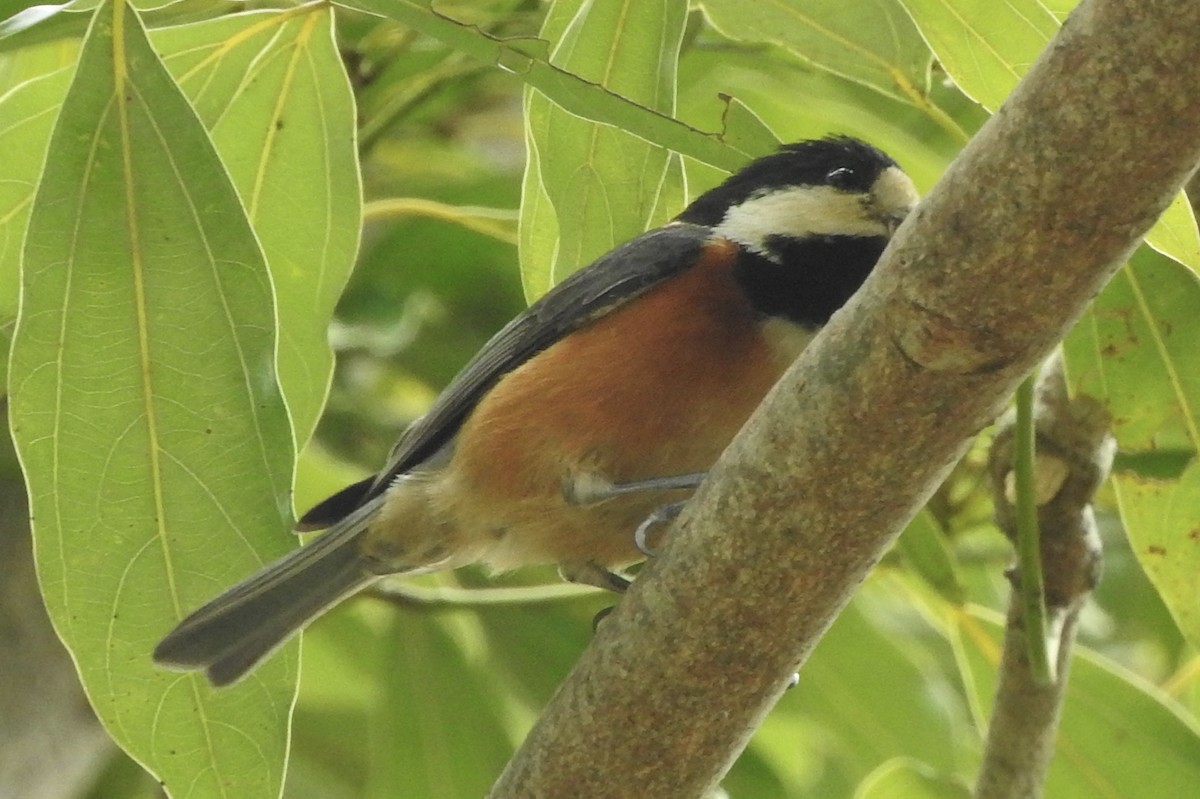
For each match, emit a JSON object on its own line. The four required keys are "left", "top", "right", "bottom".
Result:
{"left": 634, "top": 501, "right": 687, "bottom": 557}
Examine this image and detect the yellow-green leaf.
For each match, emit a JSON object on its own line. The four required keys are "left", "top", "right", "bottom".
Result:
{"left": 304, "top": 604, "right": 517, "bottom": 799}
{"left": 8, "top": 1, "right": 295, "bottom": 795}
{"left": 152, "top": 5, "right": 361, "bottom": 448}
{"left": 1063, "top": 250, "right": 1200, "bottom": 455}
{"left": 895, "top": 509, "right": 966, "bottom": 604}
{"left": 699, "top": 0, "right": 933, "bottom": 108}
{"left": 768, "top": 594, "right": 966, "bottom": 780}
{"left": 0, "top": 59, "right": 75, "bottom": 326}
{"left": 854, "top": 758, "right": 971, "bottom": 799}
{"left": 0, "top": 51, "right": 76, "bottom": 403}
{"left": 520, "top": 0, "right": 687, "bottom": 296}
{"left": 898, "top": 0, "right": 1056, "bottom": 113}
{"left": 1063, "top": 249, "right": 1200, "bottom": 647}
{"left": 337, "top": 0, "right": 754, "bottom": 171}
{"left": 953, "top": 609, "right": 1200, "bottom": 797}
{"left": 899, "top": 0, "right": 1200, "bottom": 270}
{"left": 1147, "top": 195, "right": 1200, "bottom": 276}
{"left": 1113, "top": 464, "right": 1200, "bottom": 650}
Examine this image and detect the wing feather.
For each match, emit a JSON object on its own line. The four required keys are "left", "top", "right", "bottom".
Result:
{"left": 298, "top": 222, "right": 713, "bottom": 529}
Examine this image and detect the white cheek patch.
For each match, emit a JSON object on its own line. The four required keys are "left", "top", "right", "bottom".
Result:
{"left": 712, "top": 165, "right": 919, "bottom": 258}
{"left": 714, "top": 185, "right": 885, "bottom": 256}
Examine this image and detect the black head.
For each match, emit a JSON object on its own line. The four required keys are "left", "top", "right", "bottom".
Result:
{"left": 678, "top": 137, "right": 904, "bottom": 227}
{"left": 677, "top": 136, "right": 919, "bottom": 328}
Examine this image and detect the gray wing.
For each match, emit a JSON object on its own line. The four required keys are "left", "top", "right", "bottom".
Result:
{"left": 297, "top": 222, "right": 714, "bottom": 530}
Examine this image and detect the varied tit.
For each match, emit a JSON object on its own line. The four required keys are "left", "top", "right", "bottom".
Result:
{"left": 154, "top": 136, "right": 919, "bottom": 686}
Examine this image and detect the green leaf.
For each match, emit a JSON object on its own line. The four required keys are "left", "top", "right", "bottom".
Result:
{"left": 0, "top": 0, "right": 241, "bottom": 54}
{"left": 290, "top": 601, "right": 518, "bottom": 799}
{"left": 1113, "top": 463, "right": 1200, "bottom": 650}
{"left": 0, "top": 2, "right": 88, "bottom": 52}
{"left": 0, "top": 27, "right": 79, "bottom": 90}
{"left": 898, "top": 0, "right": 1200, "bottom": 270}
{"left": 1040, "top": 0, "right": 1076, "bottom": 21}
{"left": 954, "top": 609, "right": 1200, "bottom": 797}
{"left": 8, "top": 1, "right": 295, "bottom": 796}
{"left": 475, "top": 591, "right": 600, "bottom": 711}
{"left": 355, "top": 45, "right": 473, "bottom": 155}
{"left": 368, "top": 608, "right": 517, "bottom": 798}
{"left": 0, "top": 61, "right": 74, "bottom": 326}
{"left": 152, "top": 5, "right": 361, "bottom": 448}
{"left": 335, "top": 0, "right": 755, "bottom": 172}
{"left": 519, "top": 0, "right": 687, "bottom": 294}
{"left": 764, "top": 592, "right": 970, "bottom": 787}
{"left": 1147, "top": 195, "right": 1200, "bottom": 275}
{"left": 676, "top": 42, "right": 966, "bottom": 194}
{"left": 1063, "top": 248, "right": 1200, "bottom": 646}
{"left": 0, "top": 41, "right": 80, "bottom": 343}
{"left": 710, "top": 93, "right": 783, "bottom": 160}
{"left": 854, "top": 758, "right": 971, "bottom": 799}
{"left": 517, "top": 131, "right": 559, "bottom": 298}
{"left": 646, "top": 152, "right": 688, "bottom": 231}
{"left": 1063, "top": 249, "right": 1200, "bottom": 455}
{"left": 698, "top": 0, "right": 935, "bottom": 109}
{"left": 895, "top": 509, "right": 966, "bottom": 604}
{"left": 897, "top": 0, "right": 1057, "bottom": 113}
{"left": 0, "top": 321, "right": 9, "bottom": 392}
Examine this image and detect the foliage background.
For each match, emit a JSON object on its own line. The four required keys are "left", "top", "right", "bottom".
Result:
{"left": 0, "top": 0, "right": 1197, "bottom": 797}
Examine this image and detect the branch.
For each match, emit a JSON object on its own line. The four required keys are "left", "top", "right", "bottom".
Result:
{"left": 489, "top": 1, "right": 1200, "bottom": 795}
{"left": 975, "top": 356, "right": 1114, "bottom": 799}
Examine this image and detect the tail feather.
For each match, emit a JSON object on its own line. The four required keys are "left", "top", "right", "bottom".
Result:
{"left": 154, "top": 499, "right": 382, "bottom": 686}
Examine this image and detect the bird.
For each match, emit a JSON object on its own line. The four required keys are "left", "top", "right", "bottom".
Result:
{"left": 153, "top": 135, "right": 919, "bottom": 686}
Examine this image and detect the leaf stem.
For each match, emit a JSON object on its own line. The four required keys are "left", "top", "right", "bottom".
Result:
{"left": 1015, "top": 376, "right": 1054, "bottom": 685}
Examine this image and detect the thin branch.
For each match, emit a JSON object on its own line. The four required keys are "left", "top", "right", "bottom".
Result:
{"left": 365, "top": 579, "right": 598, "bottom": 608}
{"left": 490, "top": 1, "right": 1200, "bottom": 795}
{"left": 977, "top": 356, "right": 1114, "bottom": 799}
{"left": 1013, "top": 376, "right": 1054, "bottom": 686}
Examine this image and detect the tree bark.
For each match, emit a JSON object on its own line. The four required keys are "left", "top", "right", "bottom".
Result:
{"left": 0, "top": 443, "right": 112, "bottom": 799}
{"left": 489, "top": 0, "right": 1200, "bottom": 796}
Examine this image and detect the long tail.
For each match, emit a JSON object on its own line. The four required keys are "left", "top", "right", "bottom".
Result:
{"left": 153, "top": 497, "right": 384, "bottom": 686}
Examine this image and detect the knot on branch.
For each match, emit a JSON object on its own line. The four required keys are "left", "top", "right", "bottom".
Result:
{"left": 890, "top": 296, "right": 1013, "bottom": 375}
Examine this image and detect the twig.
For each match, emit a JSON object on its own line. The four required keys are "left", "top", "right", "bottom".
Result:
{"left": 977, "top": 355, "right": 1114, "bottom": 799}
{"left": 1013, "top": 377, "right": 1054, "bottom": 685}
{"left": 364, "top": 579, "right": 599, "bottom": 608}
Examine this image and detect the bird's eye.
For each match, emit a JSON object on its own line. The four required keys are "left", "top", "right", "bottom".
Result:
{"left": 825, "top": 167, "right": 857, "bottom": 190}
